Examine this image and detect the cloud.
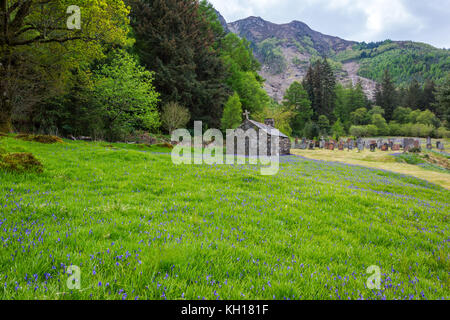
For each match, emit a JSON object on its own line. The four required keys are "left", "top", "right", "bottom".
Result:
{"left": 209, "top": 0, "right": 450, "bottom": 48}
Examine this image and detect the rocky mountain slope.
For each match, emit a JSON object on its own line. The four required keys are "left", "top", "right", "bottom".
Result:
{"left": 217, "top": 13, "right": 450, "bottom": 102}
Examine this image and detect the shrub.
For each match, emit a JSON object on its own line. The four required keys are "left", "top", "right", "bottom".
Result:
{"left": 388, "top": 121, "right": 402, "bottom": 136}
{"left": 371, "top": 114, "right": 388, "bottom": 135}
{"left": 161, "top": 102, "right": 191, "bottom": 134}
{"left": 366, "top": 125, "right": 378, "bottom": 137}
{"left": 0, "top": 153, "right": 43, "bottom": 173}
{"left": 436, "top": 127, "right": 450, "bottom": 138}
{"left": 155, "top": 143, "right": 174, "bottom": 150}
{"left": 16, "top": 134, "right": 63, "bottom": 144}
{"left": 349, "top": 125, "right": 368, "bottom": 137}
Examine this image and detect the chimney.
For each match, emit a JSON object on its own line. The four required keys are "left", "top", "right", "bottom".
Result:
{"left": 264, "top": 118, "right": 275, "bottom": 127}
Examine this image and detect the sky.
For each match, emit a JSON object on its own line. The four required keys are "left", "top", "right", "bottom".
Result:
{"left": 209, "top": 0, "right": 450, "bottom": 49}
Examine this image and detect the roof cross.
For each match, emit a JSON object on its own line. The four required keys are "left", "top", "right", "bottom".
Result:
{"left": 243, "top": 109, "right": 250, "bottom": 120}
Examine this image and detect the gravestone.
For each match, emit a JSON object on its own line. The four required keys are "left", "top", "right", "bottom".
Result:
{"left": 328, "top": 142, "right": 335, "bottom": 151}
{"left": 338, "top": 142, "right": 344, "bottom": 151}
{"left": 403, "top": 138, "right": 415, "bottom": 151}
{"left": 414, "top": 140, "right": 420, "bottom": 149}
{"left": 381, "top": 143, "right": 389, "bottom": 151}
{"left": 426, "top": 137, "right": 432, "bottom": 150}
{"left": 324, "top": 141, "right": 329, "bottom": 149}
{"left": 377, "top": 139, "right": 383, "bottom": 149}
{"left": 319, "top": 137, "right": 325, "bottom": 149}
{"left": 392, "top": 144, "right": 400, "bottom": 151}
{"left": 308, "top": 141, "right": 315, "bottom": 150}
{"left": 437, "top": 141, "right": 445, "bottom": 151}
{"left": 348, "top": 142, "right": 353, "bottom": 151}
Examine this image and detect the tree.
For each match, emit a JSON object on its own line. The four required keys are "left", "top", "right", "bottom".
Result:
{"left": 303, "top": 58, "right": 336, "bottom": 120}
{"left": 371, "top": 114, "right": 388, "bottom": 136}
{"left": 92, "top": 51, "right": 160, "bottom": 140}
{"left": 433, "top": 73, "right": 450, "bottom": 129}
{"left": 161, "top": 102, "right": 191, "bottom": 134}
{"left": 331, "top": 119, "right": 345, "bottom": 139}
{"left": 422, "top": 80, "right": 436, "bottom": 111}
{"left": 350, "top": 108, "right": 369, "bottom": 125}
{"left": 375, "top": 69, "right": 397, "bottom": 121}
{"left": 129, "top": 0, "right": 228, "bottom": 128}
{"left": 221, "top": 93, "right": 242, "bottom": 130}
{"left": 317, "top": 115, "right": 330, "bottom": 135}
{"left": 404, "top": 78, "right": 423, "bottom": 110}
{"left": 282, "top": 81, "right": 312, "bottom": 136}
{"left": 393, "top": 107, "right": 412, "bottom": 124}
{"left": 0, "top": 0, "right": 130, "bottom": 132}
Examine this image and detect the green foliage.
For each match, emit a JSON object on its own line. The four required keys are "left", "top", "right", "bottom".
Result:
{"left": 350, "top": 108, "right": 369, "bottom": 125}
{"left": 254, "top": 102, "right": 293, "bottom": 137}
{"left": 371, "top": 114, "right": 389, "bottom": 136}
{"left": 357, "top": 42, "right": 450, "bottom": 85}
{"left": 256, "top": 38, "right": 287, "bottom": 74}
{"left": 92, "top": 51, "right": 160, "bottom": 140}
{"left": 282, "top": 81, "right": 312, "bottom": 136}
{"left": 221, "top": 93, "right": 243, "bottom": 130}
{"left": 433, "top": 73, "right": 450, "bottom": 129}
{"left": 303, "top": 121, "right": 319, "bottom": 139}
{"left": 331, "top": 119, "right": 346, "bottom": 138}
{"left": 393, "top": 107, "right": 413, "bottom": 124}
{"left": 130, "top": 0, "right": 228, "bottom": 128}
{"left": 349, "top": 125, "right": 368, "bottom": 137}
{"left": 317, "top": 115, "right": 330, "bottom": 135}
{"left": 221, "top": 33, "right": 269, "bottom": 115}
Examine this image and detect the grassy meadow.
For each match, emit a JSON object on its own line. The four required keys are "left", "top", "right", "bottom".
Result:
{"left": 0, "top": 135, "right": 449, "bottom": 300}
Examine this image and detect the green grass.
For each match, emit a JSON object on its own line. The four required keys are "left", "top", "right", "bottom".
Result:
{"left": 0, "top": 136, "right": 449, "bottom": 300}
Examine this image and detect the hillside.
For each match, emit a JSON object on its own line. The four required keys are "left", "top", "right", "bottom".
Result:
{"left": 219, "top": 14, "right": 450, "bottom": 102}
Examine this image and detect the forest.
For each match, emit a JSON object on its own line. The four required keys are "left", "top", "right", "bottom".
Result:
{"left": 1, "top": 0, "right": 449, "bottom": 141}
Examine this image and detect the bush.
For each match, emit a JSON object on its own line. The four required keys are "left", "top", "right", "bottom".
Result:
{"left": 388, "top": 121, "right": 402, "bottom": 136}
{"left": 410, "top": 123, "right": 434, "bottom": 137}
{"left": 366, "top": 125, "right": 378, "bottom": 136}
{"left": 371, "top": 114, "right": 388, "bottom": 135}
{"left": 155, "top": 143, "right": 174, "bottom": 150}
{"left": 303, "top": 121, "right": 319, "bottom": 139}
{"left": 349, "top": 125, "right": 368, "bottom": 137}
{"left": 16, "top": 134, "right": 63, "bottom": 144}
{"left": 436, "top": 127, "right": 450, "bottom": 138}
{"left": 161, "top": 102, "right": 191, "bottom": 134}
{"left": 0, "top": 153, "right": 43, "bottom": 173}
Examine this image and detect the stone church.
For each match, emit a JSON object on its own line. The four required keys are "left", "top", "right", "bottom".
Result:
{"left": 234, "top": 112, "right": 291, "bottom": 156}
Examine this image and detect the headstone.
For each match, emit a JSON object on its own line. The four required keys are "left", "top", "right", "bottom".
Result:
{"left": 324, "top": 141, "right": 329, "bottom": 149}
{"left": 328, "top": 142, "right": 335, "bottom": 151}
{"left": 319, "top": 138, "right": 325, "bottom": 149}
{"left": 308, "top": 141, "right": 315, "bottom": 150}
{"left": 426, "top": 137, "right": 432, "bottom": 149}
{"left": 403, "top": 138, "right": 414, "bottom": 151}
{"left": 392, "top": 144, "right": 400, "bottom": 151}
{"left": 437, "top": 141, "right": 445, "bottom": 151}
{"left": 338, "top": 142, "right": 344, "bottom": 151}
{"left": 414, "top": 140, "right": 420, "bottom": 149}
{"left": 348, "top": 141, "right": 353, "bottom": 151}
{"left": 381, "top": 143, "right": 389, "bottom": 151}
{"left": 377, "top": 139, "right": 383, "bottom": 149}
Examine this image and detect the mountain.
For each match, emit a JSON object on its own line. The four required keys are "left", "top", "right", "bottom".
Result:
{"left": 220, "top": 15, "right": 450, "bottom": 102}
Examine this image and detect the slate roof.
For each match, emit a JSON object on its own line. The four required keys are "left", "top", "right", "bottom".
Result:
{"left": 247, "top": 119, "right": 289, "bottom": 138}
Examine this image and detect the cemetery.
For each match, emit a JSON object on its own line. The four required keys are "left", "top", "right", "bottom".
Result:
{"left": 292, "top": 136, "right": 450, "bottom": 189}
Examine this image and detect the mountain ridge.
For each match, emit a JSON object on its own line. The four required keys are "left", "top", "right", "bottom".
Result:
{"left": 216, "top": 12, "right": 450, "bottom": 102}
